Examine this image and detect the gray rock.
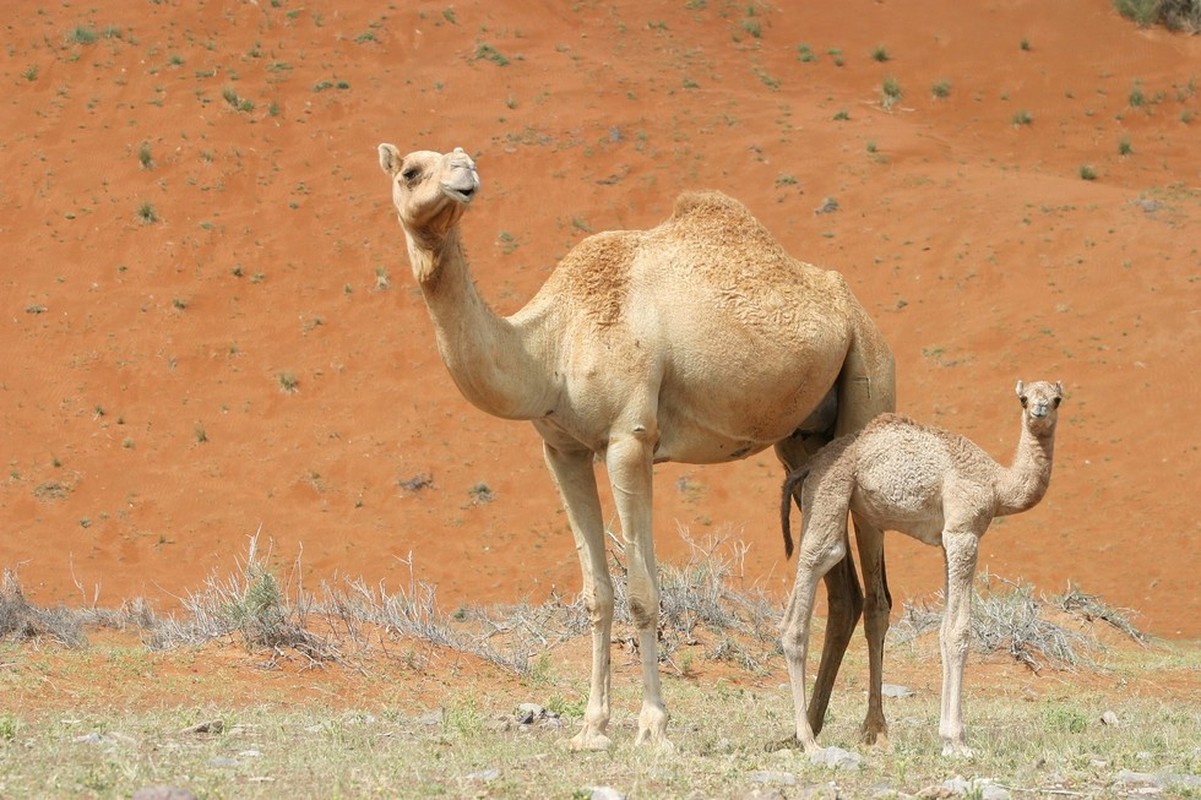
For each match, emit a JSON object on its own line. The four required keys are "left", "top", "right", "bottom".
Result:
{"left": 979, "top": 783, "right": 1010, "bottom": 800}
{"left": 1100, "top": 710, "right": 1120, "bottom": 726}
{"left": 515, "top": 703, "right": 545, "bottom": 724}
{"left": 514, "top": 703, "right": 561, "bottom": 727}
{"left": 748, "top": 770, "right": 797, "bottom": 785}
{"left": 208, "top": 756, "right": 238, "bottom": 768}
{"left": 1116, "top": 769, "right": 1162, "bottom": 787}
{"left": 466, "top": 768, "right": 500, "bottom": 782}
{"left": 181, "top": 719, "right": 223, "bottom": 735}
{"left": 882, "top": 684, "right": 914, "bottom": 698}
{"left": 1165, "top": 773, "right": 1201, "bottom": 790}
{"left": 797, "top": 784, "right": 841, "bottom": 800}
{"left": 73, "top": 732, "right": 105, "bottom": 745}
{"left": 740, "top": 789, "right": 788, "bottom": 800}
{"left": 810, "top": 745, "right": 863, "bottom": 770}
{"left": 941, "top": 776, "right": 1010, "bottom": 800}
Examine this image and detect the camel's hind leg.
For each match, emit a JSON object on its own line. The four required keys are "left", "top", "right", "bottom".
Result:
{"left": 852, "top": 513, "right": 891, "bottom": 746}
{"left": 780, "top": 481, "right": 849, "bottom": 754}
{"left": 834, "top": 316, "right": 896, "bottom": 747}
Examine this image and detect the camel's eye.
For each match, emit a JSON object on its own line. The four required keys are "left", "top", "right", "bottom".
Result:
{"left": 1019, "top": 395, "right": 1028, "bottom": 407}
{"left": 401, "top": 167, "right": 420, "bottom": 182}
{"left": 1052, "top": 397, "right": 1061, "bottom": 408}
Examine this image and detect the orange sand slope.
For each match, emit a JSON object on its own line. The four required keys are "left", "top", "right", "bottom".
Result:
{"left": 2, "top": 0, "right": 1198, "bottom": 638}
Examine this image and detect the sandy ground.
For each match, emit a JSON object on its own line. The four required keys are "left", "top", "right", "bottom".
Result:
{"left": 2, "top": 0, "right": 1199, "bottom": 643}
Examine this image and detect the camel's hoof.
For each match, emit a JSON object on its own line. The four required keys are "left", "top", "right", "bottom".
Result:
{"left": 860, "top": 725, "right": 889, "bottom": 747}
{"left": 634, "top": 730, "right": 675, "bottom": 753}
{"left": 563, "top": 731, "right": 613, "bottom": 752}
{"left": 942, "top": 742, "right": 975, "bottom": 759}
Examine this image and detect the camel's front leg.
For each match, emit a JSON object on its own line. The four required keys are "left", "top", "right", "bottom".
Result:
{"left": 939, "top": 529, "right": 979, "bottom": 758}
{"left": 606, "top": 432, "right": 672, "bottom": 750}
{"left": 543, "top": 442, "right": 614, "bottom": 751}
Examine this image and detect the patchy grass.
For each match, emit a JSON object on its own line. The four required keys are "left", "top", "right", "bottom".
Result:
{"left": 473, "top": 42, "right": 510, "bottom": 66}
{"left": 881, "top": 76, "right": 903, "bottom": 110}
{"left": 3, "top": 537, "right": 1197, "bottom": 799}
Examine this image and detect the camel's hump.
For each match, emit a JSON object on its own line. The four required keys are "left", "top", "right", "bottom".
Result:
{"left": 665, "top": 190, "right": 784, "bottom": 253}
{"left": 670, "top": 189, "right": 747, "bottom": 218}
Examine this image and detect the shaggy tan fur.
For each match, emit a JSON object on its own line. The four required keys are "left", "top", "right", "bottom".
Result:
{"left": 780, "top": 380, "right": 1063, "bottom": 756}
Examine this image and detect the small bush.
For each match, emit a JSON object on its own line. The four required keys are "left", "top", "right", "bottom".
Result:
{"left": 1080, "top": 164, "right": 1098, "bottom": 181}
{"left": 0, "top": 715, "right": 17, "bottom": 742}
{"left": 67, "top": 26, "right": 97, "bottom": 45}
{"left": 1012, "top": 109, "right": 1033, "bottom": 126}
{"left": 931, "top": 79, "right": 951, "bottom": 98}
{"left": 882, "top": 76, "right": 903, "bottom": 109}
{"left": 870, "top": 45, "right": 890, "bottom": 62}
{"left": 1114, "top": 0, "right": 1201, "bottom": 31}
{"left": 1129, "top": 81, "right": 1146, "bottom": 107}
{"left": 474, "top": 43, "right": 509, "bottom": 66}
{"left": 137, "top": 202, "right": 157, "bottom": 224}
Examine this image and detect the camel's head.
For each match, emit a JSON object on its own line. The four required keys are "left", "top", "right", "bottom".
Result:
{"left": 378, "top": 144, "right": 479, "bottom": 244}
{"left": 1015, "top": 380, "right": 1064, "bottom": 434}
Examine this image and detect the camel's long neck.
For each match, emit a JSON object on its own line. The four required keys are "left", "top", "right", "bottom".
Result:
{"left": 407, "top": 228, "right": 553, "bottom": 420}
{"left": 994, "top": 420, "right": 1056, "bottom": 516}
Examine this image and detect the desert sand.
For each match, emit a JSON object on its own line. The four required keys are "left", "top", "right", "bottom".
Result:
{"left": 2, "top": 0, "right": 1198, "bottom": 639}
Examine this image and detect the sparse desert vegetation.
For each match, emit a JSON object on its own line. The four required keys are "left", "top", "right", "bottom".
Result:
{"left": 2, "top": 0, "right": 1200, "bottom": 795}
{"left": 2, "top": 536, "right": 1193, "bottom": 798}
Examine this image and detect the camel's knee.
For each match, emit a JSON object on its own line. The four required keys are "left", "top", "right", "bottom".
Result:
{"left": 863, "top": 590, "right": 891, "bottom": 637}
{"left": 583, "top": 581, "right": 615, "bottom": 628}
{"left": 780, "top": 618, "right": 811, "bottom": 663}
{"left": 627, "top": 587, "right": 659, "bottom": 632}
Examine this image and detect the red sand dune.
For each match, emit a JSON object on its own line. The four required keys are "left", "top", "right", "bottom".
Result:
{"left": 2, "top": 0, "right": 1198, "bottom": 638}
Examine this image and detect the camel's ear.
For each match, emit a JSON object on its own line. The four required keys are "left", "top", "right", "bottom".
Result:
{"left": 1014, "top": 380, "right": 1025, "bottom": 398}
{"left": 378, "top": 143, "right": 402, "bottom": 176}
{"left": 1055, "top": 381, "right": 1064, "bottom": 396}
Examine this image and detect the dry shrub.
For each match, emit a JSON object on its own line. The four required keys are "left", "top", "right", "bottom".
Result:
{"left": 891, "top": 573, "right": 1147, "bottom": 673}
{"left": 1114, "top": 0, "right": 1201, "bottom": 32}
{"left": 0, "top": 569, "right": 85, "bottom": 648}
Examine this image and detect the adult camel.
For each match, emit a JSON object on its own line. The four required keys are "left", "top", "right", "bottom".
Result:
{"left": 378, "top": 144, "right": 896, "bottom": 751}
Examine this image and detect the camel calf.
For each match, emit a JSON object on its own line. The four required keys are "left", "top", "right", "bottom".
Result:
{"left": 779, "top": 380, "right": 1063, "bottom": 756}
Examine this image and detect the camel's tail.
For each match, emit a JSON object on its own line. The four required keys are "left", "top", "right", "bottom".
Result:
{"left": 780, "top": 467, "right": 811, "bottom": 560}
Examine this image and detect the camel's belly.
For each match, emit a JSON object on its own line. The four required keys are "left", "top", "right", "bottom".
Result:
{"left": 652, "top": 431, "right": 774, "bottom": 465}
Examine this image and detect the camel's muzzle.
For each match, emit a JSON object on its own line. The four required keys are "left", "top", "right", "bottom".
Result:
{"left": 441, "top": 148, "right": 479, "bottom": 204}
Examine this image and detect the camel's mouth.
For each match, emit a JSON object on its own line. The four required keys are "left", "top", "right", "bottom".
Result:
{"left": 440, "top": 157, "right": 480, "bottom": 205}
{"left": 441, "top": 183, "right": 478, "bottom": 204}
